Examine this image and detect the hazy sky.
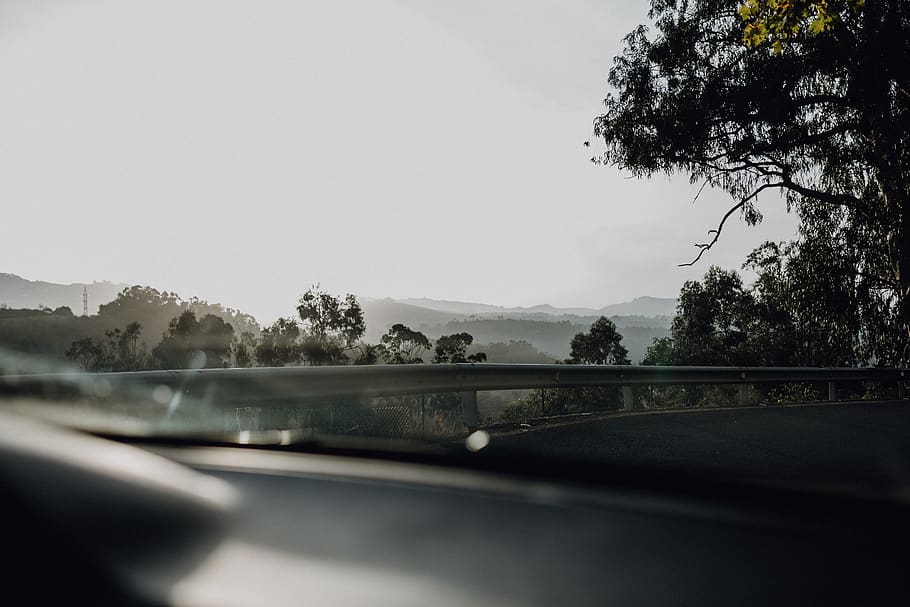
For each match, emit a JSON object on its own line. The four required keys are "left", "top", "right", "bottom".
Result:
{"left": 1, "top": 0, "right": 798, "bottom": 323}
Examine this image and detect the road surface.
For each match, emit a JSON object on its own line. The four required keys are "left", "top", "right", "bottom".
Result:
{"left": 488, "top": 401, "right": 910, "bottom": 488}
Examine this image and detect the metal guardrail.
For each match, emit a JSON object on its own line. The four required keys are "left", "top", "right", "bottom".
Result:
{"left": 2, "top": 364, "right": 908, "bottom": 429}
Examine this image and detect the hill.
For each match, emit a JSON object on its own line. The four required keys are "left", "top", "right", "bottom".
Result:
{"left": 364, "top": 297, "right": 674, "bottom": 363}
{"left": 359, "top": 298, "right": 467, "bottom": 342}
{"left": 2, "top": 273, "right": 673, "bottom": 365}
{"left": 0, "top": 285, "right": 260, "bottom": 366}
{"left": 0, "top": 273, "right": 127, "bottom": 315}
{"left": 397, "top": 295, "right": 677, "bottom": 319}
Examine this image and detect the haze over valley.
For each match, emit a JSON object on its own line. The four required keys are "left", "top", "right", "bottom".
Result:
{"left": 0, "top": 273, "right": 673, "bottom": 364}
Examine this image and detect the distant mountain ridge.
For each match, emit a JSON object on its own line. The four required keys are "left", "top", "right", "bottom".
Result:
{"left": 2, "top": 273, "right": 676, "bottom": 363}
{"left": 1, "top": 273, "right": 676, "bottom": 325}
{"left": 0, "top": 273, "right": 128, "bottom": 315}
{"left": 396, "top": 295, "right": 677, "bottom": 319}
{"left": 360, "top": 296, "right": 676, "bottom": 362}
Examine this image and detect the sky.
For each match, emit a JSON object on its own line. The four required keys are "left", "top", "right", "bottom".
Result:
{"left": 0, "top": 0, "right": 799, "bottom": 323}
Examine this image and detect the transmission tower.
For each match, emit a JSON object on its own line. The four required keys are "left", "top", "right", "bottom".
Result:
{"left": 83, "top": 286, "right": 88, "bottom": 317}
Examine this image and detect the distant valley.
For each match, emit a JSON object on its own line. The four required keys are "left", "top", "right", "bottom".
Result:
{"left": 1, "top": 273, "right": 675, "bottom": 363}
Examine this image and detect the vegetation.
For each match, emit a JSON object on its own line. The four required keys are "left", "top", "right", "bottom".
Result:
{"left": 64, "top": 321, "right": 146, "bottom": 372}
{"left": 380, "top": 324, "right": 431, "bottom": 364}
{"left": 594, "top": 0, "right": 910, "bottom": 362}
{"left": 422, "top": 318, "right": 666, "bottom": 363}
{"left": 152, "top": 310, "right": 235, "bottom": 369}
{"left": 433, "top": 333, "right": 487, "bottom": 364}
{"left": 567, "top": 317, "right": 631, "bottom": 365}
{"left": 5, "top": 0, "right": 907, "bottom": 426}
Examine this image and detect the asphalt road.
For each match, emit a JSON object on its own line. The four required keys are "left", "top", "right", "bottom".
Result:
{"left": 488, "top": 401, "right": 910, "bottom": 488}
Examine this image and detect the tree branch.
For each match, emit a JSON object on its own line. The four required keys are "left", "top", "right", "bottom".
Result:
{"left": 781, "top": 178, "right": 862, "bottom": 208}
{"left": 679, "top": 182, "right": 785, "bottom": 267}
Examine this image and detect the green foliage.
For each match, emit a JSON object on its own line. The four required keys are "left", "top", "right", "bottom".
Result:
{"left": 65, "top": 321, "right": 147, "bottom": 371}
{"left": 296, "top": 286, "right": 366, "bottom": 365}
{"left": 353, "top": 343, "right": 387, "bottom": 365}
{"left": 595, "top": 0, "right": 910, "bottom": 359}
{"left": 254, "top": 317, "right": 302, "bottom": 367}
{"left": 432, "top": 333, "right": 486, "bottom": 363}
{"left": 233, "top": 331, "right": 258, "bottom": 368}
{"left": 745, "top": 233, "right": 871, "bottom": 365}
{"left": 567, "top": 316, "right": 630, "bottom": 365}
{"left": 427, "top": 318, "right": 667, "bottom": 364}
{"left": 671, "top": 268, "right": 756, "bottom": 365}
{"left": 642, "top": 336, "right": 675, "bottom": 366}
{"left": 297, "top": 286, "right": 365, "bottom": 348}
{"left": 152, "top": 310, "right": 235, "bottom": 369}
{"left": 380, "top": 324, "right": 430, "bottom": 364}
{"left": 738, "top": 0, "right": 865, "bottom": 51}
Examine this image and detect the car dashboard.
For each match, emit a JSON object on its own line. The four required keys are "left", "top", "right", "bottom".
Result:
{"left": 1, "top": 410, "right": 907, "bottom": 606}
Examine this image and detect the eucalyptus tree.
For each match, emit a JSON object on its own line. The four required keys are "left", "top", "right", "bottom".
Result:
{"left": 568, "top": 317, "right": 630, "bottom": 365}
{"left": 593, "top": 0, "right": 910, "bottom": 357}
{"left": 432, "top": 333, "right": 486, "bottom": 364}
{"left": 296, "top": 286, "right": 366, "bottom": 365}
{"left": 380, "top": 324, "right": 431, "bottom": 364}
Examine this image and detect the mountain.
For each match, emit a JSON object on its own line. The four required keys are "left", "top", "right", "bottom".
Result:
{"left": 397, "top": 295, "right": 677, "bottom": 319}
{"left": 0, "top": 273, "right": 127, "bottom": 315}
{"left": 359, "top": 298, "right": 468, "bottom": 342}
{"left": 600, "top": 296, "right": 677, "bottom": 317}
{"left": 397, "top": 298, "right": 508, "bottom": 316}
{"left": 1, "top": 272, "right": 674, "bottom": 363}
{"left": 364, "top": 296, "right": 675, "bottom": 363}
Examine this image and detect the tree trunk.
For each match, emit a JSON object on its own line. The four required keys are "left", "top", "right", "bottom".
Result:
{"left": 862, "top": 1, "right": 910, "bottom": 362}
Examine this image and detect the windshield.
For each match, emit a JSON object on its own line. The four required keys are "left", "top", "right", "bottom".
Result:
{"left": 2, "top": 0, "right": 909, "bottom": 493}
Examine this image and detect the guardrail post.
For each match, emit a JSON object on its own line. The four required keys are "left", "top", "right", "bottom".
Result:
{"left": 622, "top": 386, "right": 633, "bottom": 411}
{"left": 738, "top": 384, "right": 748, "bottom": 406}
{"left": 420, "top": 394, "right": 426, "bottom": 435}
{"left": 828, "top": 381, "right": 837, "bottom": 402}
{"left": 461, "top": 390, "right": 479, "bottom": 430}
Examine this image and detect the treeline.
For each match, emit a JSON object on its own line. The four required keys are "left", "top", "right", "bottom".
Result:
{"left": 51, "top": 284, "right": 639, "bottom": 373}
{"left": 0, "top": 286, "right": 258, "bottom": 367}
{"left": 642, "top": 241, "right": 901, "bottom": 369}
{"left": 419, "top": 318, "right": 666, "bottom": 363}
{"left": 56, "top": 286, "right": 499, "bottom": 371}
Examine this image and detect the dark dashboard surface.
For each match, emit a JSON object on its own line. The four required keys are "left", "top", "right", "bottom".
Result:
{"left": 1, "top": 412, "right": 907, "bottom": 606}
{"left": 161, "top": 447, "right": 908, "bottom": 607}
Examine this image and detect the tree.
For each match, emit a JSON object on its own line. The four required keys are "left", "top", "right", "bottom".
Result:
{"left": 233, "top": 331, "right": 258, "bottom": 368}
{"left": 567, "top": 317, "right": 631, "bottom": 365}
{"left": 65, "top": 321, "right": 148, "bottom": 371}
{"left": 98, "top": 286, "right": 181, "bottom": 323}
{"left": 152, "top": 310, "right": 235, "bottom": 369}
{"left": 433, "top": 333, "right": 486, "bottom": 363}
{"left": 380, "top": 324, "right": 431, "bottom": 364}
{"left": 353, "top": 343, "right": 387, "bottom": 365}
{"left": 642, "top": 336, "right": 675, "bottom": 366}
{"left": 296, "top": 286, "right": 366, "bottom": 365}
{"left": 594, "top": 0, "right": 910, "bottom": 358}
{"left": 116, "top": 321, "right": 145, "bottom": 367}
{"left": 744, "top": 234, "right": 870, "bottom": 365}
{"left": 254, "top": 317, "right": 301, "bottom": 367}
{"left": 739, "top": 0, "right": 866, "bottom": 51}
{"left": 65, "top": 338, "right": 108, "bottom": 371}
{"left": 670, "top": 268, "right": 756, "bottom": 365}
